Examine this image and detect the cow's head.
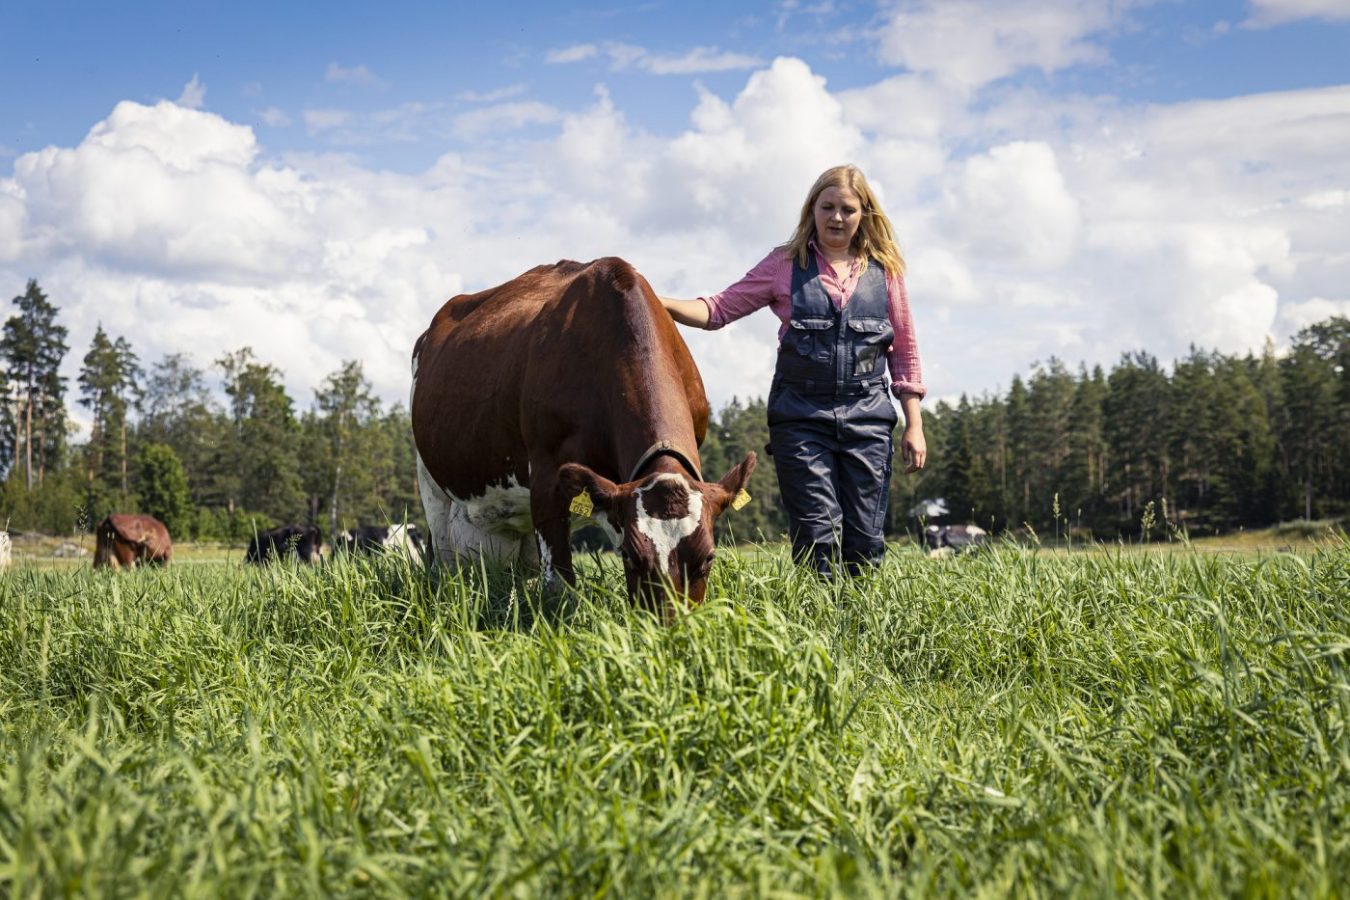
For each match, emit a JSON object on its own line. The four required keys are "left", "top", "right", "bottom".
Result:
{"left": 558, "top": 452, "right": 756, "bottom": 616}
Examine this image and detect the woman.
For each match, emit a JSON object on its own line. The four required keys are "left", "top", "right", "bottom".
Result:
{"left": 660, "top": 164, "right": 926, "bottom": 576}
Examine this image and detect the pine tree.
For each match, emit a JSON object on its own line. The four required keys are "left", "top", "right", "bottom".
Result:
{"left": 1280, "top": 320, "right": 1345, "bottom": 521}
{"left": 1063, "top": 364, "right": 1107, "bottom": 534}
{"left": 942, "top": 396, "right": 982, "bottom": 525}
{"left": 1103, "top": 352, "right": 1170, "bottom": 531}
{"left": 0, "top": 279, "right": 69, "bottom": 487}
{"left": 1005, "top": 376, "right": 1032, "bottom": 525}
{"left": 1024, "top": 358, "right": 1076, "bottom": 527}
{"left": 78, "top": 324, "right": 141, "bottom": 499}
{"left": 1209, "top": 356, "right": 1276, "bottom": 527}
{"left": 1168, "top": 346, "right": 1220, "bottom": 527}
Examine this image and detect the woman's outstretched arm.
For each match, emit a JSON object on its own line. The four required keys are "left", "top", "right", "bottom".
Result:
{"left": 658, "top": 296, "right": 711, "bottom": 328}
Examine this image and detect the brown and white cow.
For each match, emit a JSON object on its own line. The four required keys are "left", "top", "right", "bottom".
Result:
{"left": 411, "top": 257, "right": 755, "bottom": 616}
{"left": 93, "top": 514, "right": 173, "bottom": 569}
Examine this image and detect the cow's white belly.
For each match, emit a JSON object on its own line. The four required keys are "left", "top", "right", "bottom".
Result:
{"left": 418, "top": 453, "right": 536, "bottom": 566}
{"left": 416, "top": 451, "right": 623, "bottom": 576}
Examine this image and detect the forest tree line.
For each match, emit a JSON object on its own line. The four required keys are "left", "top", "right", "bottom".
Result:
{"left": 2, "top": 277, "right": 1348, "bottom": 543}
{"left": 1, "top": 280, "right": 418, "bottom": 542}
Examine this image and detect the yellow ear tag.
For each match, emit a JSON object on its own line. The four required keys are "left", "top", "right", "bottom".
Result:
{"left": 731, "top": 489, "right": 752, "bottom": 511}
{"left": 569, "top": 491, "right": 594, "bottom": 517}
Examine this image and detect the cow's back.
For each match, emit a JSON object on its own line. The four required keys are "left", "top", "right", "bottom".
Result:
{"left": 109, "top": 514, "right": 172, "bottom": 563}
{"left": 412, "top": 257, "right": 707, "bottom": 498}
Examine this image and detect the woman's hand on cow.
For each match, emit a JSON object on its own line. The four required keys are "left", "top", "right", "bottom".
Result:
{"left": 900, "top": 424, "right": 927, "bottom": 473}
{"left": 659, "top": 296, "right": 711, "bottom": 329}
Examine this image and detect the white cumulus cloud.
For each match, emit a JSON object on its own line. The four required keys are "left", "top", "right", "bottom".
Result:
{"left": 2, "top": 55, "right": 1347, "bottom": 418}
{"left": 876, "top": 0, "right": 1123, "bottom": 89}
{"left": 941, "top": 141, "right": 1081, "bottom": 269}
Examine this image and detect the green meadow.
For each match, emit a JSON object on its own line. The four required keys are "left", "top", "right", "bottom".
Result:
{"left": 1, "top": 540, "right": 1347, "bottom": 896}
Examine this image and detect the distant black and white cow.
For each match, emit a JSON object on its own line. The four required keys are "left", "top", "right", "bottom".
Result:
{"left": 245, "top": 524, "right": 323, "bottom": 564}
{"left": 339, "top": 523, "right": 425, "bottom": 564}
{"left": 923, "top": 524, "right": 989, "bottom": 556}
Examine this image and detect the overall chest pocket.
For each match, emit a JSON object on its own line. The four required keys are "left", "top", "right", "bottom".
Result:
{"left": 789, "top": 317, "right": 835, "bottom": 363}
{"left": 848, "top": 318, "right": 892, "bottom": 376}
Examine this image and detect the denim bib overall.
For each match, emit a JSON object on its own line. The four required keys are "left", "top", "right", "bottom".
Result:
{"left": 766, "top": 256, "right": 898, "bottom": 575}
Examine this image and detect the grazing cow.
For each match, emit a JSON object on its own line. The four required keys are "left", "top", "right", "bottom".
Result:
{"left": 245, "top": 524, "right": 323, "bottom": 564}
{"left": 93, "top": 514, "right": 173, "bottom": 569}
{"left": 411, "top": 257, "right": 755, "bottom": 616}
{"left": 923, "top": 524, "right": 989, "bottom": 555}
{"left": 339, "top": 523, "right": 426, "bottom": 564}
{"left": 0, "top": 531, "right": 10, "bottom": 570}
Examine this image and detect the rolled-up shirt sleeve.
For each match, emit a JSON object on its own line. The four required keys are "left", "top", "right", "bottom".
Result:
{"left": 886, "top": 271, "right": 926, "bottom": 399}
{"left": 698, "top": 250, "right": 785, "bottom": 330}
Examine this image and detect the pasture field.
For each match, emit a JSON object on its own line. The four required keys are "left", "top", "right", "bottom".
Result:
{"left": 1, "top": 540, "right": 1348, "bottom": 896}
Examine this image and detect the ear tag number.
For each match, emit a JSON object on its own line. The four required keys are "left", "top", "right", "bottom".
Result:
{"left": 569, "top": 491, "right": 594, "bottom": 517}
{"left": 731, "top": 489, "right": 752, "bottom": 511}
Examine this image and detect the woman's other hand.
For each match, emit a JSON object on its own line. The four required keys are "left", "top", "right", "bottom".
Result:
{"left": 900, "top": 424, "right": 926, "bottom": 473}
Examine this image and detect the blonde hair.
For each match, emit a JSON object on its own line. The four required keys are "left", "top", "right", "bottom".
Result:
{"left": 783, "top": 165, "right": 906, "bottom": 277}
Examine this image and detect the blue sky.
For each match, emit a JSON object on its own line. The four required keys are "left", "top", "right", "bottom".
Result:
{"left": 7, "top": 1, "right": 1348, "bottom": 165}
{"left": 2, "top": 0, "right": 1349, "bottom": 421}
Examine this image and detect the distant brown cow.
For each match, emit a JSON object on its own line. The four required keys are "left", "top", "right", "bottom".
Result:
{"left": 94, "top": 514, "right": 173, "bottom": 569}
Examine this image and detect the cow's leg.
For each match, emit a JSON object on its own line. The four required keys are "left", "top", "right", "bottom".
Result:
{"left": 418, "top": 453, "right": 458, "bottom": 565}
{"left": 528, "top": 479, "right": 573, "bottom": 588}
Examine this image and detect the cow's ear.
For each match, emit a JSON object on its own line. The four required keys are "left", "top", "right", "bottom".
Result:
{"left": 709, "top": 451, "right": 757, "bottom": 514}
{"left": 558, "top": 462, "right": 619, "bottom": 515}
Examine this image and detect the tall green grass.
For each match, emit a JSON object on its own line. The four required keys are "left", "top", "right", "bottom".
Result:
{"left": 1, "top": 541, "right": 1347, "bottom": 896}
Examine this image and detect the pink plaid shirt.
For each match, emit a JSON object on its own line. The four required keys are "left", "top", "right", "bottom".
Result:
{"left": 699, "top": 245, "right": 926, "bottom": 399}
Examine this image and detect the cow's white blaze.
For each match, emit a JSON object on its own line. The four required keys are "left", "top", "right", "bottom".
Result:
{"left": 634, "top": 474, "right": 702, "bottom": 567}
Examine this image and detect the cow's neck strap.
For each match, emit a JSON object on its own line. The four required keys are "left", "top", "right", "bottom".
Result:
{"left": 628, "top": 440, "right": 702, "bottom": 483}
